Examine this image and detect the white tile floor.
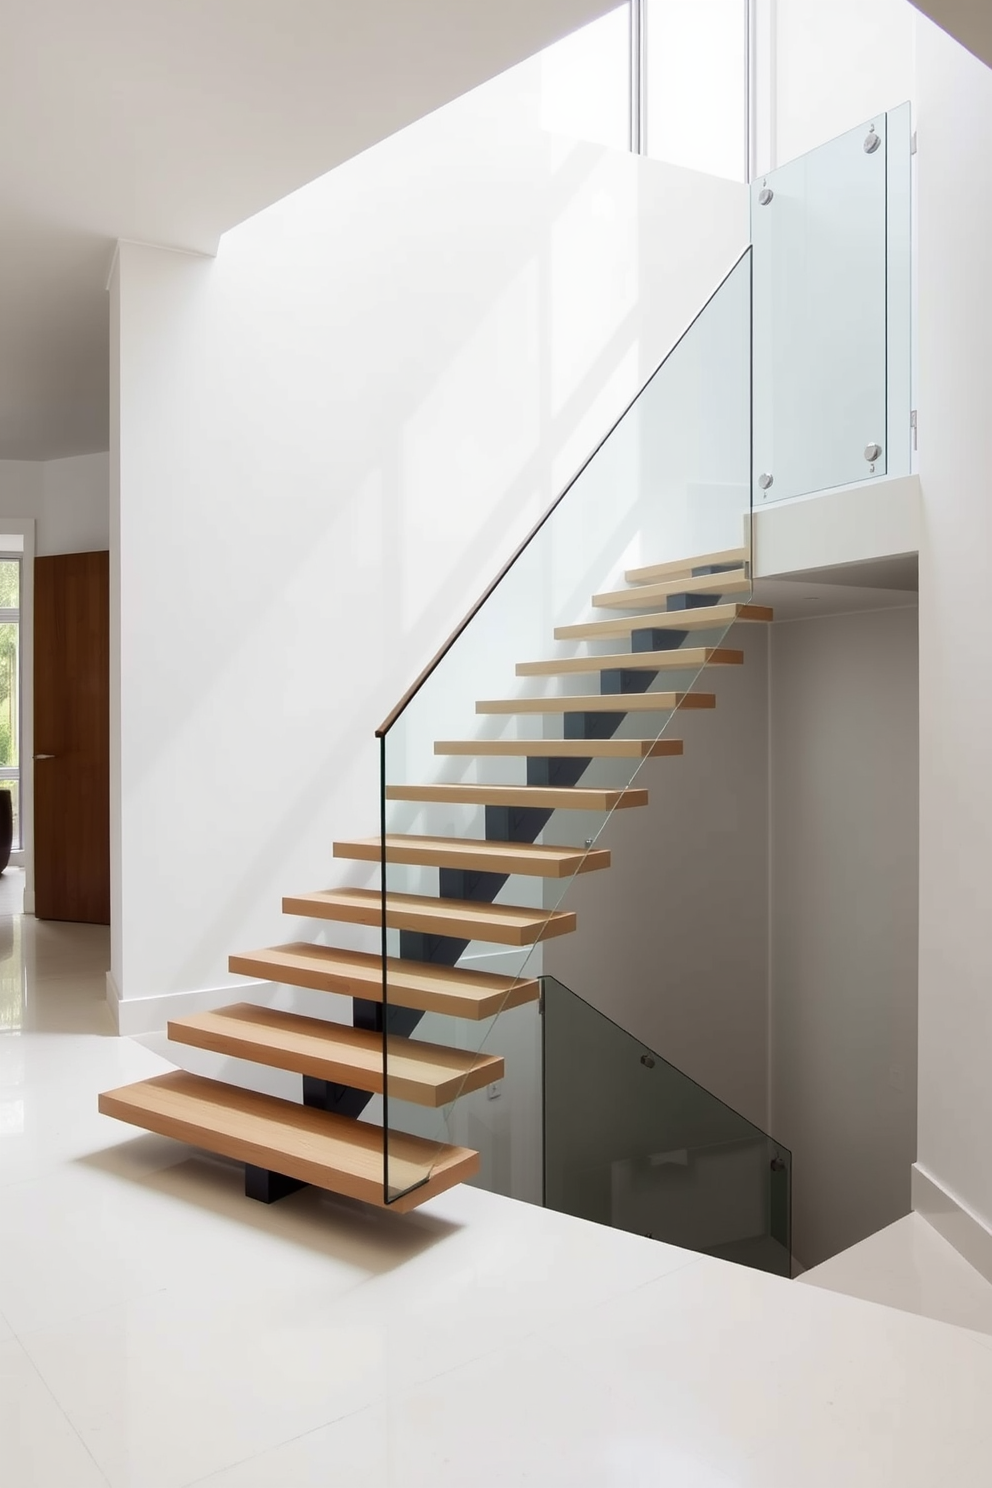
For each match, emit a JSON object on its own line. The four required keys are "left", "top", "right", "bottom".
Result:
{"left": 799, "top": 1212, "right": 992, "bottom": 1336}
{"left": 3, "top": 867, "right": 992, "bottom": 1486}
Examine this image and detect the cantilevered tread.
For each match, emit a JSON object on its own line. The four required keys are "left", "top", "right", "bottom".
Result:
{"left": 98, "top": 1070, "right": 477, "bottom": 1211}
{"left": 386, "top": 783, "right": 648, "bottom": 810}
{"left": 592, "top": 568, "right": 750, "bottom": 609}
{"left": 516, "top": 647, "right": 742, "bottom": 677}
{"left": 476, "top": 691, "right": 715, "bottom": 715}
{"left": 555, "top": 602, "right": 773, "bottom": 642}
{"left": 229, "top": 943, "right": 539, "bottom": 1019}
{"left": 334, "top": 834, "right": 610, "bottom": 877}
{"left": 284, "top": 887, "right": 576, "bottom": 945}
{"left": 625, "top": 546, "right": 749, "bottom": 585}
{"left": 434, "top": 738, "right": 682, "bottom": 759}
{"left": 168, "top": 1004, "right": 503, "bottom": 1107}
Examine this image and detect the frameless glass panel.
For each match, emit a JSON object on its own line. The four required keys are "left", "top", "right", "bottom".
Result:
{"left": 752, "top": 113, "right": 889, "bottom": 501}
{"left": 378, "top": 253, "right": 754, "bottom": 1203}
{"left": 543, "top": 974, "right": 792, "bottom": 1276}
{"left": 645, "top": 0, "right": 747, "bottom": 182}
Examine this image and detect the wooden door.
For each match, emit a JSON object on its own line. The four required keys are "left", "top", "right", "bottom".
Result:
{"left": 34, "top": 551, "right": 110, "bottom": 924}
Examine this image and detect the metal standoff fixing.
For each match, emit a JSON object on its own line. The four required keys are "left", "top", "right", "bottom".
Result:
{"left": 758, "top": 184, "right": 774, "bottom": 205}
{"left": 864, "top": 442, "right": 882, "bottom": 463}
{"left": 864, "top": 125, "right": 881, "bottom": 154}
{"left": 758, "top": 472, "right": 774, "bottom": 491}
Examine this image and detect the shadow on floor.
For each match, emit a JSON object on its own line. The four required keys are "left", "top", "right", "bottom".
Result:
{"left": 79, "top": 1135, "right": 462, "bottom": 1274}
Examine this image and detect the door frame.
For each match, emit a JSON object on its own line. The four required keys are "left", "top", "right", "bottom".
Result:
{"left": 0, "top": 518, "right": 35, "bottom": 910}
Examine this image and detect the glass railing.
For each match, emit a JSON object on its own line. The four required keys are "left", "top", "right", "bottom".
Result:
{"left": 376, "top": 250, "right": 754, "bottom": 1204}
{"left": 542, "top": 975, "right": 791, "bottom": 1276}
{"left": 751, "top": 101, "right": 912, "bottom": 502}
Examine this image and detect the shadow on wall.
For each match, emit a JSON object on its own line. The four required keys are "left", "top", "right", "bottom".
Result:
{"left": 119, "top": 117, "right": 744, "bottom": 1001}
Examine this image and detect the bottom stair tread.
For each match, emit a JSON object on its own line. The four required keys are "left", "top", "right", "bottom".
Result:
{"left": 98, "top": 1069, "right": 478, "bottom": 1212}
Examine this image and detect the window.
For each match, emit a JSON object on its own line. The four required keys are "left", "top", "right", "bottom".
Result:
{"left": 644, "top": 0, "right": 749, "bottom": 181}
{"left": 0, "top": 556, "right": 21, "bottom": 850}
{"left": 538, "top": 5, "right": 631, "bottom": 152}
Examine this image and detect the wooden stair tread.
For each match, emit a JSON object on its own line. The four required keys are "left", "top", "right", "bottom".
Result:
{"left": 434, "top": 738, "right": 682, "bottom": 759}
{"left": 98, "top": 1070, "right": 477, "bottom": 1211}
{"left": 334, "top": 834, "right": 610, "bottom": 877}
{"left": 284, "top": 887, "right": 576, "bottom": 946}
{"left": 624, "top": 546, "right": 749, "bottom": 585}
{"left": 229, "top": 943, "right": 539, "bottom": 1020}
{"left": 592, "top": 568, "right": 750, "bottom": 609}
{"left": 169, "top": 1004, "right": 503, "bottom": 1107}
{"left": 476, "top": 692, "right": 715, "bottom": 715}
{"left": 555, "top": 602, "right": 773, "bottom": 641}
{"left": 516, "top": 647, "right": 742, "bottom": 677}
{"left": 386, "top": 783, "right": 648, "bottom": 810}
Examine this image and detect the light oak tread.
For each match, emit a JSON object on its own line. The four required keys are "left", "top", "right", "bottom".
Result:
{"left": 334, "top": 834, "right": 610, "bottom": 877}
{"left": 476, "top": 692, "right": 715, "bottom": 715}
{"left": 98, "top": 1070, "right": 477, "bottom": 1212}
{"left": 284, "top": 887, "right": 576, "bottom": 946}
{"left": 516, "top": 647, "right": 742, "bottom": 677}
{"left": 168, "top": 1004, "right": 503, "bottom": 1107}
{"left": 386, "top": 783, "right": 648, "bottom": 809}
{"left": 592, "top": 568, "right": 750, "bottom": 610}
{"left": 434, "top": 738, "right": 682, "bottom": 759}
{"left": 228, "top": 943, "right": 539, "bottom": 1020}
{"left": 625, "top": 546, "right": 749, "bottom": 585}
{"left": 555, "top": 602, "right": 773, "bottom": 641}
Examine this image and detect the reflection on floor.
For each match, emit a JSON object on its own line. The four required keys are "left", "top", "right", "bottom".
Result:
{"left": 4, "top": 870, "right": 992, "bottom": 1486}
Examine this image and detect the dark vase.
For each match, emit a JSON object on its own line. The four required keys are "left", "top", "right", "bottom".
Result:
{"left": 0, "top": 789, "right": 11, "bottom": 875}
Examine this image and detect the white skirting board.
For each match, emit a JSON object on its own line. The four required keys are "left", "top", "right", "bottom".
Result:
{"left": 912, "top": 1163, "right": 992, "bottom": 1287}
{"left": 107, "top": 972, "right": 279, "bottom": 1036}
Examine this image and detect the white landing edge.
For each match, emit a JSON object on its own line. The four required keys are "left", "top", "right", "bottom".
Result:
{"left": 107, "top": 975, "right": 278, "bottom": 1036}
{"left": 913, "top": 1162, "right": 992, "bottom": 1287}
{"left": 753, "top": 473, "right": 920, "bottom": 578}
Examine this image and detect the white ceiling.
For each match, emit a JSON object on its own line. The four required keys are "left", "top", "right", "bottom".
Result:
{"left": 0, "top": 0, "right": 614, "bottom": 460}
{"left": 753, "top": 578, "right": 918, "bottom": 623}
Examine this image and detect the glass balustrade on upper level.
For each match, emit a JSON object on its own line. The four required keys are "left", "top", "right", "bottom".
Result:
{"left": 751, "top": 101, "right": 913, "bottom": 503}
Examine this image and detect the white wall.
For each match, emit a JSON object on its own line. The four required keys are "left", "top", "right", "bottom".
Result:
{"left": 769, "top": 606, "right": 919, "bottom": 1270}
{"left": 39, "top": 454, "right": 110, "bottom": 555}
{"left": 0, "top": 453, "right": 109, "bottom": 555}
{"left": 754, "top": 0, "right": 917, "bottom": 172}
{"left": 546, "top": 626, "right": 771, "bottom": 1130}
{"left": 915, "top": 16, "right": 992, "bottom": 1238}
{"left": 113, "top": 60, "right": 748, "bottom": 1019}
{"left": 0, "top": 462, "right": 42, "bottom": 527}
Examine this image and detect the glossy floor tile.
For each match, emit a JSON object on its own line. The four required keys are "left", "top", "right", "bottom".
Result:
{"left": 4, "top": 879, "right": 992, "bottom": 1486}
{"left": 0, "top": 1336, "right": 108, "bottom": 1488}
{"left": 799, "top": 1211, "right": 992, "bottom": 1335}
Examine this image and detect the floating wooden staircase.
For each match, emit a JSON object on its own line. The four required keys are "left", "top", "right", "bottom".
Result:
{"left": 100, "top": 544, "right": 771, "bottom": 1212}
